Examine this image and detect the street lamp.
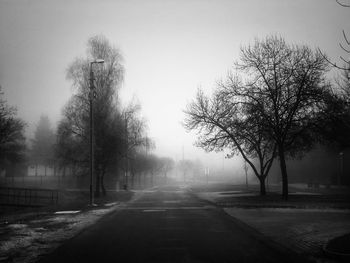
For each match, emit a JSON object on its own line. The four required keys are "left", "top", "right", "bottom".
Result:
{"left": 89, "top": 59, "right": 104, "bottom": 206}
{"left": 123, "top": 111, "right": 132, "bottom": 190}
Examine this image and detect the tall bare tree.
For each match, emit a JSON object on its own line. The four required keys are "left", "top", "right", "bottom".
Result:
{"left": 184, "top": 87, "right": 276, "bottom": 195}
{"left": 57, "top": 35, "right": 124, "bottom": 196}
{"left": 121, "top": 102, "right": 150, "bottom": 190}
{"left": 231, "top": 36, "right": 330, "bottom": 199}
{"left": 0, "top": 86, "right": 26, "bottom": 169}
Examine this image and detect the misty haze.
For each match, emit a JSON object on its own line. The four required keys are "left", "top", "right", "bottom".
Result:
{"left": 0, "top": 0, "right": 350, "bottom": 262}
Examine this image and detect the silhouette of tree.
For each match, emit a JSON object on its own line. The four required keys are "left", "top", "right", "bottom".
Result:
{"left": 184, "top": 87, "right": 276, "bottom": 195}
{"left": 119, "top": 102, "right": 150, "bottom": 190}
{"left": 31, "top": 115, "right": 55, "bottom": 175}
{"left": 0, "top": 86, "right": 26, "bottom": 169}
{"left": 231, "top": 36, "right": 330, "bottom": 199}
{"left": 177, "top": 159, "right": 195, "bottom": 184}
{"left": 159, "top": 157, "right": 174, "bottom": 184}
{"left": 146, "top": 154, "right": 163, "bottom": 187}
{"left": 57, "top": 35, "right": 124, "bottom": 196}
{"left": 185, "top": 36, "right": 332, "bottom": 198}
{"left": 314, "top": 70, "right": 350, "bottom": 149}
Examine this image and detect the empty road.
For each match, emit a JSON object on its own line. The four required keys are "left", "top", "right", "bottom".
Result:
{"left": 37, "top": 186, "right": 308, "bottom": 263}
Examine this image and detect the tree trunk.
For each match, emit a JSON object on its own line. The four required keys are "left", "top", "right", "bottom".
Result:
{"left": 95, "top": 169, "right": 100, "bottom": 198}
{"left": 259, "top": 176, "right": 266, "bottom": 196}
{"left": 138, "top": 173, "right": 141, "bottom": 189}
{"left": 278, "top": 143, "right": 289, "bottom": 200}
{"left": 101, "top": 170, "right": 106, "bottom": 196}
{"left": 131, "top": 173, "right": 136, "bottom": 189}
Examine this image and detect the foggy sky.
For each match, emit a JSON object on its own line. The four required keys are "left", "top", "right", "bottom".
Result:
{"left": 0, "top": 0, "right": 349, "bottom": 170}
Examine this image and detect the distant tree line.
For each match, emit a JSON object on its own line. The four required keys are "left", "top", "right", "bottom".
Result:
{"left": 184, "top": 35, "right": 350, "bottom": 200}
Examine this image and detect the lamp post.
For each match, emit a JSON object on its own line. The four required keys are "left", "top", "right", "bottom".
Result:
{"left": 124, "top": 113, "right": 128, "bottom": 190}
{"left": 89, "top": 59, "right": 104, "bottom": 206}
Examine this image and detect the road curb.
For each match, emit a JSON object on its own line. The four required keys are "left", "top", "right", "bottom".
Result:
{"left": 323, "top": 235, "right": 350, "bottom": 262}
{"left": 323, "top": 245, "right": 350, "bottom": 261}
{"left": 219, "top": 208, "right": 313, "bottom": 263}
{"left": 190, "top": 190, "right": 314, "bottom": 263}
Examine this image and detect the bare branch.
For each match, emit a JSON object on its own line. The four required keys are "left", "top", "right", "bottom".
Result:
{"left": 339, "top": 42, "right": 350, "bottom": 53}
{"left": 343, "top": 30, "right": 350, "bottom": 45}
{"left": 336, "top": 0, "right": 350, "bottom": 7}
{"left": 340, "top": 55, "right": 350, "bottom": 65}
{"left": 318, "top": 48, "right": 349, "bottom": 70}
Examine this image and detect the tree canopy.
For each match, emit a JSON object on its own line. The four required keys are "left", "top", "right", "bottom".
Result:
{"left": 185, "top": 36, "right": 333, "bottom": 199}
{"left": 56, "top": 35, "right": 125, "bottom": 195}
{"left": 0, "top": 86, "right": 26, "bottom": 169}
{"left": 56, "top": 35, "right": 151, "bottom": 195}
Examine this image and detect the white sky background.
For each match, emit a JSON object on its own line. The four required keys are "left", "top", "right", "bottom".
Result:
{"left": 0, "top": 0, "right": 349, "bottom": 174}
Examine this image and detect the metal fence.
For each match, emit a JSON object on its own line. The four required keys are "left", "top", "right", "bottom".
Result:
{"left": 0, "top": 175, "right": 87, "bottom": 189}
{"left": 0, "top": 187, "right": 58, "bottom": 206}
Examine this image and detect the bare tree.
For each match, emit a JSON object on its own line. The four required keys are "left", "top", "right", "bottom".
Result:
{"left": 184, "top": 87, "right": 276, "bottom": 195}
{"left": 232, "top": 36, "right": 330, "bottom": 199}
{"left": 57, "top": 35, "right": 124, "bottom": 196}
{"left": 121, "top": 102, "right": 151, "bottom": 189}
{"left": 123, "top": 102, "right": 149, "bottom": 158}
{"left": 0, "top": 86, "right": 26, "bottom": 169}
{"left": 159, "top": 157, "right": 174, "bottom": 184}
{"left": 147, "top": 154, "right": 164, "bottom": 187}
{"left": 177, "top": 159, "right": 194, "bottom": 184}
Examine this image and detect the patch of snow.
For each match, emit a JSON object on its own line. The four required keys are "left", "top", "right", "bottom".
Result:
{"left": 54, "top": 210, "right": 81, "bottom": 215}
{"left": 226, "top": 207, "right": 350, "bottom": 213}
{"left": 142, "top": 209, "right": 167, "bottom": 212}
{"left": 0, "top": 205, "right": 118, "bottom": 262}
{"left": 290, "top": 192, "right": 321, "bottom": 196}
{"left": 8, "top": 224, "right": 27, "bottom": 229}
{"left": 219, "top": 191, "right": 244, "bottom": 195}
{"left": 163, "top": 200, "right": 181, "bottom": 203}
{"left": 104, "top": 202, "right": 118, "bottom": 207}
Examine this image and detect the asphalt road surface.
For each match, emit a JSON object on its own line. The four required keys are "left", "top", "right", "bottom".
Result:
{"left": 37, "top": 186, "right": 309, "bottom": 263}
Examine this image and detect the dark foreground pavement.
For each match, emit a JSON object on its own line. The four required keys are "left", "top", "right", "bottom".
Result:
{"left": 37, "top": 186, "right": 309, "bottom": 263}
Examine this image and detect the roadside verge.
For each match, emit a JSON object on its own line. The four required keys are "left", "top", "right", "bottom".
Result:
{"left": 0, "top": 190, "right": 134, "bottom": 263}
{"left": 190, "top": 185, "right": 350, "bottom": 263}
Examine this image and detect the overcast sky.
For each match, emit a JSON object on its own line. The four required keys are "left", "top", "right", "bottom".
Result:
{"left": 0, "top": 0, "right": 349, "bottom": 171}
